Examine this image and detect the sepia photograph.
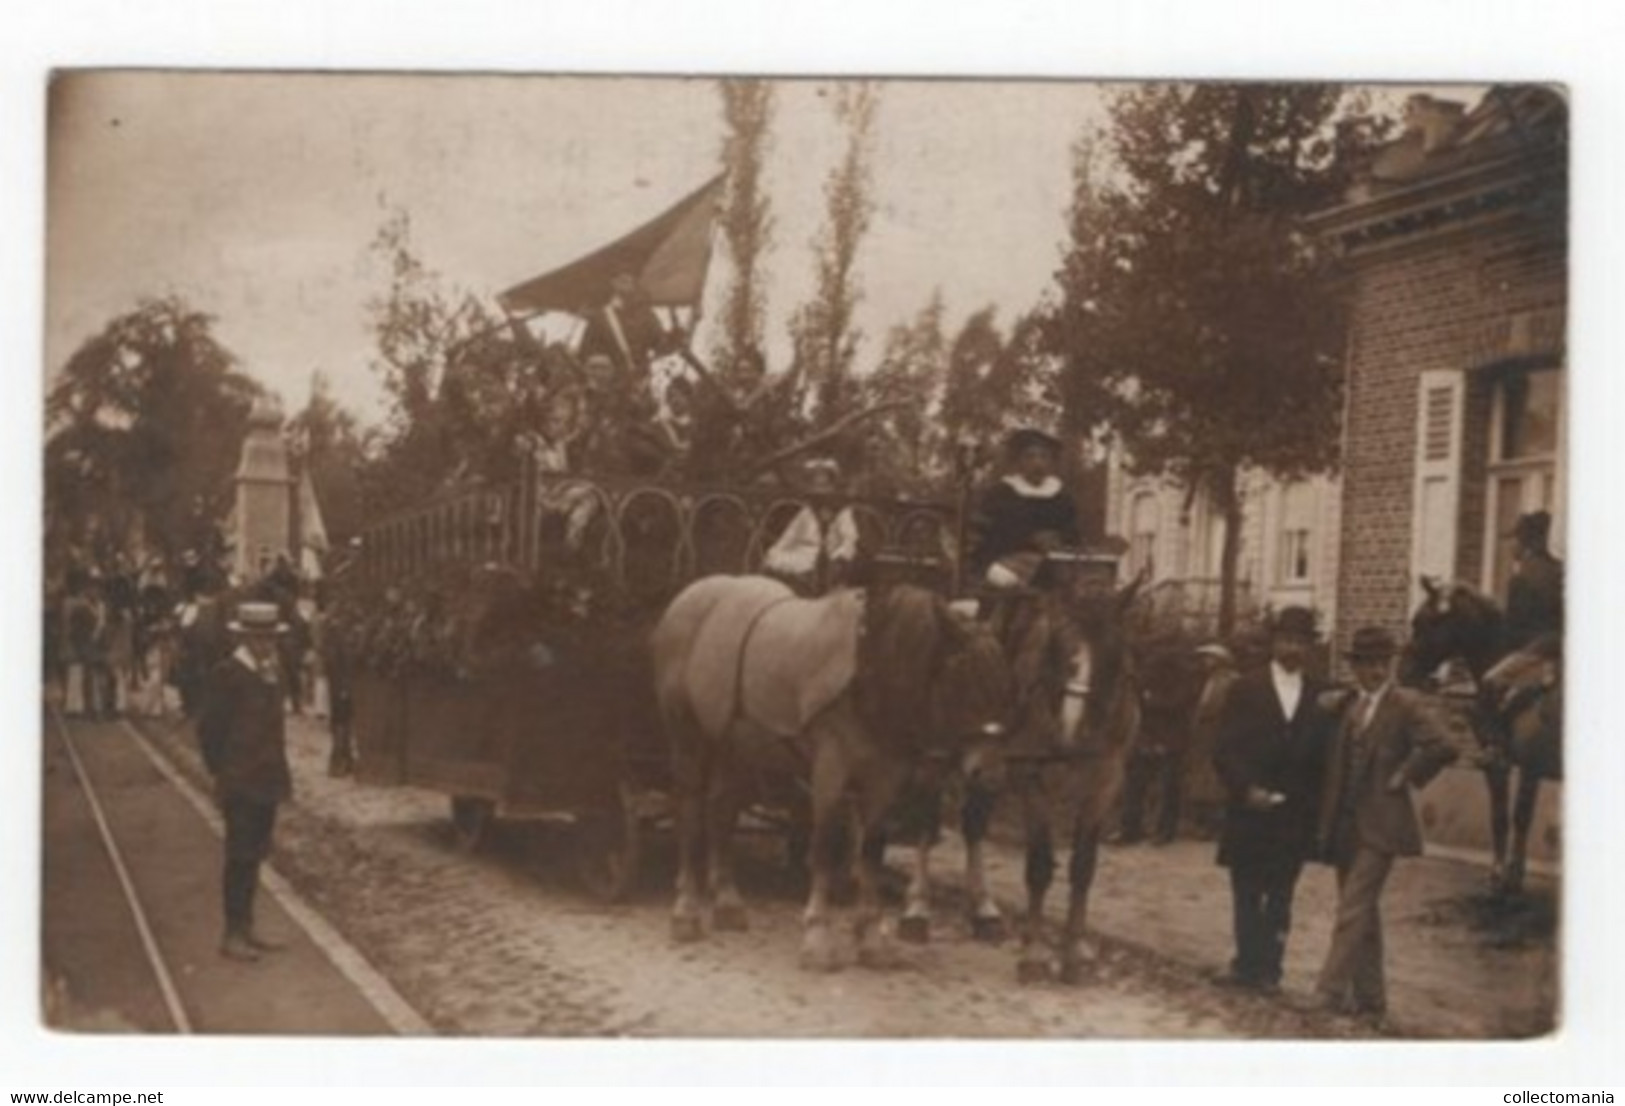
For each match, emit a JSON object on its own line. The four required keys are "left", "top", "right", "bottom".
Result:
{"left": 36, "top": 63, "right": 1574, "bottom": 1056}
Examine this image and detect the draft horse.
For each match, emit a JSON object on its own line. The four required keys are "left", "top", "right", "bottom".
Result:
{"left": 1403, "top": 577, "right": 1563, "bottom": 894}
{"left": 651, "top": 574, "right": 1015, "bottom": 970}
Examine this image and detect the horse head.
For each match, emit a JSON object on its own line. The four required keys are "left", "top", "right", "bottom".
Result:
{"left": 1052, "top": 578, "right": 1142, "bottom": 753}
{"left": 856, "top": 585, "right": 1016, "bottom": 788}
{"left": 1404, "top": 576, "right": 1505, "bottom": 686}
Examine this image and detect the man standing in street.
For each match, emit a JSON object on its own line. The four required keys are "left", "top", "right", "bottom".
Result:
{"left": 1307, "top": 626, "right": 1457, "bottom": 1025}
{"left": 198, "top": 601, "right": 293, "bottom": 962}
{"left": 1212, "top": 606, "right": 1331, "bottom": 993}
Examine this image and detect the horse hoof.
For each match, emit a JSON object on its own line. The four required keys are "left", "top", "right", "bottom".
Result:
{"left": 799, "top": 945, "right": 844, "bottom": 973}
{"left": 971, "top": 914, "right": 1007, "bottom": 944}
{"left": 858, "top": 940, "right": 904, "bottom": 971}
{"left": 712, "top": 904, "right": 749, "bottom": 933}
{"left": 670, "top": 915, "right": 704, "bottom": 944}
{"left": 1016, "top": 958, "right": 1054, "bottom": 985}
{"left": 898, "top": 915, "right": 930, "bottom": 944}
{"left": 799, "top": 926, "right": 843, "bottom": 972}
{"left": 1058, "top": 960, "right": 1091, "bottom": 986}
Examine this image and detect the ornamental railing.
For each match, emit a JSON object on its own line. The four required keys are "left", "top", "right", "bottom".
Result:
{"left": 355, "top": 456, "right": 962, "bottom": 604}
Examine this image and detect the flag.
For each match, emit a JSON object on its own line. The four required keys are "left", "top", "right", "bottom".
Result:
{"left": 498, "top": 173, "right": 725, "bottom": 318}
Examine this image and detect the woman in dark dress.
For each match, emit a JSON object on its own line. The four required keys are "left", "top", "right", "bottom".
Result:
{"left": 969, "top": 428, "right": 1081, "bottom": 589}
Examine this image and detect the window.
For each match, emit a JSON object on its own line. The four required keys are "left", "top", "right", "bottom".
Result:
{"left": 1277, "top": 482, "right": 1314, "bottom": 584}
{"left": 1410, "top": 369, "right": 1466, "bottom": 600}
{"left": 1129, "top": 491, "right": 1159, "bottom": 579}
{"left": 1485, "top": 365, "right": 1563, "bottom": 598}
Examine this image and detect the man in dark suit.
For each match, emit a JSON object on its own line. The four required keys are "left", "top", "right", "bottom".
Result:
{"left": 1307, "top": 626, "right": 1457, "bottom": 1023}
{"left": 198, "top": 601, "right": 294, "bottom": 962}
{"left": 1212, "top": 605, "right": 1331, "bottom": 992}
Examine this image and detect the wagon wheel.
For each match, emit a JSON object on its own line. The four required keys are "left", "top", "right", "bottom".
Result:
{"left": 450, "top": 796, "right": 496, "bottom": 853}
{"left": 574, "top": 783, "right": 643, "bottom": 903}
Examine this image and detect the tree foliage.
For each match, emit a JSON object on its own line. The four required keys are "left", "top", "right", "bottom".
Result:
{"left": 790, "top": 81, "right": 881, "bottom": 422}
{"left": 1044, "top": 84, "right": 1393, "bottom": 630}
{"left": 45, "top": 296, "right": 263, "bottom": 564}
{"left": 362, "top": 209, "right": 537, "bottom": 511}
{"left": 711, "top": 78, "right": 776, "bottom": 388}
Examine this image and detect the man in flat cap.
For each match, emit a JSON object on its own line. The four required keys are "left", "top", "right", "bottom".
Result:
{"left": 968, "top": 427, "right": 1081, "bottom": 590}
{"left": 1305, "top": 626, "right": 1457, "bottom": 1025}
{"left": 198, "top": 601, "right": 294, "bottom": 962}
{"left": 1212, "top": 606, "right": 1333, "bottom": 993}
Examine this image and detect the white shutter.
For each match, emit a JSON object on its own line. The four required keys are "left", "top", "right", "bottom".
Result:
{"left": 1410, "top": 369, "right": 1466, "bottom": 600}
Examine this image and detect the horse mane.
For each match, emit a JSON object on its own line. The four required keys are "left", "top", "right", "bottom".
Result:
{"left": 853, "top": 584, "right": 954, "bottom": 748}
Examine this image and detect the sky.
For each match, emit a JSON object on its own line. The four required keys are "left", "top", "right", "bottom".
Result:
{"left": 47, "top": 73, "right": 1130, "bottom": 423}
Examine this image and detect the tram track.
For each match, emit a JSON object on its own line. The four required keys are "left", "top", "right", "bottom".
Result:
{"left": 48, "top": 707, "right": 191, "bottom": 1033}
{"left": 42, "top": 707, "right": 427, "bottom": 1036}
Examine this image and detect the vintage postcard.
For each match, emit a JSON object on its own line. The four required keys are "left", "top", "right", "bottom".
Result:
{"left": 39, "top": 70, "right": 1567, "bottom": 1053}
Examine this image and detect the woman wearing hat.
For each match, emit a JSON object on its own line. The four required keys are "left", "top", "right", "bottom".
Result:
{"left": 197, "top": 601, "right": 295, "bottom": 962}
{"left": 1304, "top": 626, "right": 1457, "bottom": 1025}
{"left": 968, "top": 428, "right": 1081, "bottom": 589}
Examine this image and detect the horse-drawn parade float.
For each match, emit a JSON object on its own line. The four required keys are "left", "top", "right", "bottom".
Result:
{"left": 309, "top": 173, "right": 1176, "bottom": 982}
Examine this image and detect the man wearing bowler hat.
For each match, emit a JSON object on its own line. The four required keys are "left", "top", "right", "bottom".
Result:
{"left": 198, "top": 601, "right": 294, "bottom": 962}
{"left": 1305, "top": 626, "right": 1457, "bottom": 1024}
{"left": 1212, "top": 605, "right": 1332, "bottom": 992}
{"left": 968, "top": 427, "right": 1081, "bottom": 590}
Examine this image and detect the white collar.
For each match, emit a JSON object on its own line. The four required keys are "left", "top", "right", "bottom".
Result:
{"left": 1002, "top": 474, "right": 1062, "bottom": 498}
{"left": 1270, "top": 661, "right": 1304, "bottom": 686}
{"left": 233, "top": 645, "right": 264, "bottom": 674}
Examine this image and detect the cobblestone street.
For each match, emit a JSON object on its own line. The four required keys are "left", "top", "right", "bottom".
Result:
{"left": 109, "top": 709, "right": 1557, "bottom": 1039}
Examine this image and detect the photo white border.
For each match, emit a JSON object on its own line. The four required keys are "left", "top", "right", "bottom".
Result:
{"left": 6, "top": 0, "right": 1623, "bottom": 1087}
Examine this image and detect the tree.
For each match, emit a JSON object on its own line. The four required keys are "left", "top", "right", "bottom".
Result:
{"left": 45, "top": 296, "right": 263, "bottom": 565}
{"left": 859, "top": 291, "right": 949, "bottom": 496}
{"left": 711, "top": 78, "right": 776, "bottom": 389}
{"left": 286, "top": 370, "right": 372, "bottom": 548}
{"left": 1045, "top": 85, "right": 1393, "bottom": 634}
{"left": 789, "top": 81, "right": 881, "bottom": 422}
{"left": 362, "top": 209, "right": 534, "bottom": 511}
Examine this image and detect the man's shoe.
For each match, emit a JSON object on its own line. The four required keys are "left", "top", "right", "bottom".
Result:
{"left": 244, "top": 931, "right": 287, "bottom": 953}
{"left": 220, "top": 933, "right": 262, "bottom": 962}
{"left": 1350, "top": 1003, "right": 1391, "bottom": 1032}
{"left": 1211, "top": 968, "right": 1259, "bottom": 990}
{"left": 1292, "top": 990, "right": 1350, "bottom": 1016}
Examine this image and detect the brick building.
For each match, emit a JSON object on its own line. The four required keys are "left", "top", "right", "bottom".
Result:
{"left": 1308, "top": 87, "right": 1567, "bottom": 662}
{"left": 1309, "top": 87, "right": 1566, "bottom": 862}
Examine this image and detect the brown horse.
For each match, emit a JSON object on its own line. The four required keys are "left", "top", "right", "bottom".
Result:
{"left": 989, "top": 578, "right": 1145, "bottom": 984}
{"left": 1402, "top": 577, "right": 1562, "bottom": 894}
{"left": 651, "top": 575, "right": 1015, "bottom": 970}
